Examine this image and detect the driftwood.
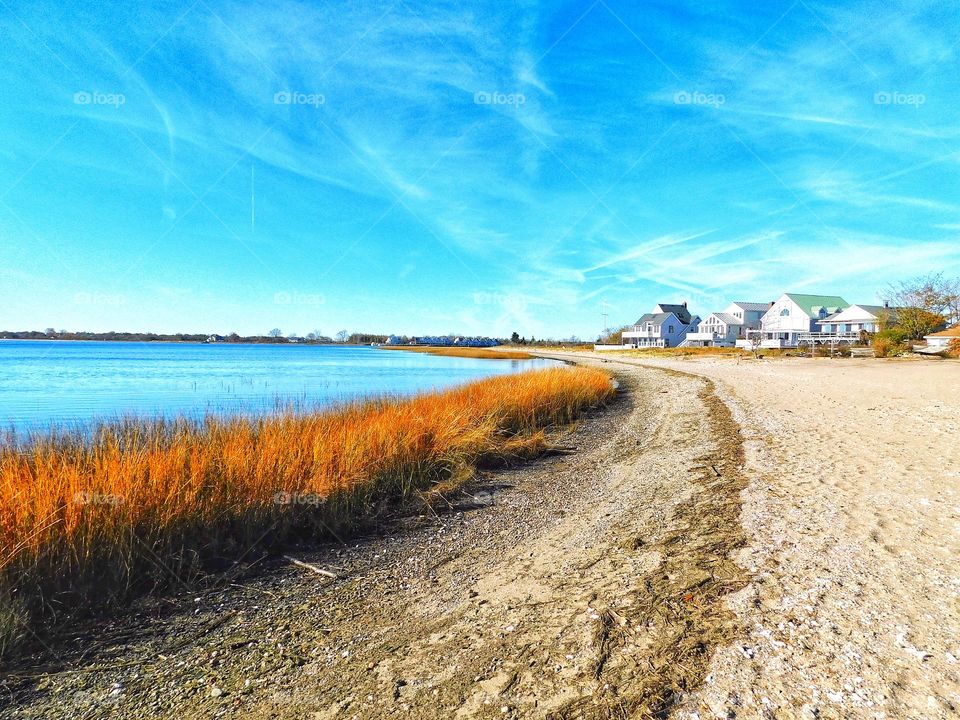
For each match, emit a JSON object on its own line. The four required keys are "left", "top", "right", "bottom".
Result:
{"left": 282, "top": 555, "right": 339, "bottom": 579}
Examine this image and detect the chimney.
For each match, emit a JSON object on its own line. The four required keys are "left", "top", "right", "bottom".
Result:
{"left": 682, "top": 301, "right": 687, "bottom": 308}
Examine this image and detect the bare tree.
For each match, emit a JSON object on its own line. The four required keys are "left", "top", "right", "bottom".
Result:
{"left": 943, "top": 277, "right": 960, "bottom": 326}
{"left": 268, "top": 328, "right": 282, "bottom": 338}
{"left": 883, "top": 273, "right": 955, "bottom": 317}
{"left": 335, "top": 329, "right": 350, "bottom": 343}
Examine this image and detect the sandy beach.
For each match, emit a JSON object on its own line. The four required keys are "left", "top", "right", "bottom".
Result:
{"left": 619, "top": 354, "right": 960, "bottom": 719}
{"left": 557, "top": 351, "right": 960, "bottom": 719}
{"left": 6, "top": 354, "right": 959, "bottom": 719}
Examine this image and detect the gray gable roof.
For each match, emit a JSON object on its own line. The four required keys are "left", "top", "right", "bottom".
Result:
{"left": 854, "top": 304, "right": 895, "bottom": 315}
{"left": 633, "top": 312, "right": 680, "bottom": 326}
{"left": 730, "top": 302, "right": 770, "bottom": 312}
{"left": 713, "top": 312, "right": 743, "bottom": 325}
{"left": 654, "top": 303, "right": 692, "bottom": 324}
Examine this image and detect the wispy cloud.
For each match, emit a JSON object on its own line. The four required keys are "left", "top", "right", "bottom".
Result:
{"left": 1, "top": 0, "right": 959, "bottom": 337}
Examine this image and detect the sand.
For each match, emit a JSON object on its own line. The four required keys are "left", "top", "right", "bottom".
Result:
{"left": 587, "top": 353, "right": 960, "bottom": 719}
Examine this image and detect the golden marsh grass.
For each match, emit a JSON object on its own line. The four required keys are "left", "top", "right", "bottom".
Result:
{"left": 0, "top": 367, "right": 613, "bottom": 656}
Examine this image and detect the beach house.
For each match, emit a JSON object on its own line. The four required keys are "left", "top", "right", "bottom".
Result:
{"left": 751, "top": 293, "right": 848, "bottom": 348}
{"left": 923, "top": 325, "right": 960, "bottom": 349}
{"left": 817, "top": 303, "right": 896, "bottom": 335}
{"left": 621, "top": 302, "right": 700, "bottom": 348}
{"left": 684, "top": 301, "right": 770, "bottom": 347}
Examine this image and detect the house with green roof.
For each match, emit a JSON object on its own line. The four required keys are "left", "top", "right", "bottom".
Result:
{"left": 756, "top": 293, "right": 848, "bottom": 348}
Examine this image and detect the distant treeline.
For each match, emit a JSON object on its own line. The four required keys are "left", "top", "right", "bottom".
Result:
{"left": 1, "top": 331, "right": 311, "bottom": 344}
{"left": 1, "top": 329, "right": 592, "bottom": 346}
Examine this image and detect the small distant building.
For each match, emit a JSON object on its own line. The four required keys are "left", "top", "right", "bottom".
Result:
{"left": 458, "top": 337, "right": 499, "bottom": 347}
{"left": 385, "top": 335, "right": 403, "bottom": 345}
{"left": 412, "top": 336, "right": 499, "bottom": 347}
{"left": 924, "top": 325, "right": 960, "bottom": 349}
{"left": 621, "top": 302, "right": 700, "bottom": 348}
{"left": 685, "top": 301, "right": 769, "bottom": 347}
{"left": 750, "top": 293, "right": 848, "bottom": 348}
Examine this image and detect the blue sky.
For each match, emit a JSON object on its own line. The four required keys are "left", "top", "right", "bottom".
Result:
{"left": 1, "top": 0, "right": 958, "bottom": 339}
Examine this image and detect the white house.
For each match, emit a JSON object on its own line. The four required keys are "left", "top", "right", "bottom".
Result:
{"left": 622, "top": 302, "right": 700, "bottom": 348}
{"left": 685, "top": 301, "right": 769, "bottom": 347}
{"left": 817, "top": 304, "right": 896, "bottom": 334}
{"left": 923, "top": 325, "right": 960, "bottom": 349}
{"left": 751, "top": 293, "right": 848, "bottom": 348}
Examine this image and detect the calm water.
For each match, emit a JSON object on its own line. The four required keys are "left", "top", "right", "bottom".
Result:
{"left": 0, "top": 341, "right": 561, "bottom": 434}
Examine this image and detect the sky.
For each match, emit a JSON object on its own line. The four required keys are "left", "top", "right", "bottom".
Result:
{"left": 1, "top": 0, "right": 959, "bottom": 339}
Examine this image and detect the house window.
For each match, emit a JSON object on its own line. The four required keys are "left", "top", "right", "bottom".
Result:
{"left": 780, "top": 308, "right": 789, "bottom": 316}
{"left": 668, "top": 325, "right": 674, "bottom": 333}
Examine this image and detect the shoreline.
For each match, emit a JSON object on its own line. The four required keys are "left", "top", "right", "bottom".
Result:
{"left": 6, "top": 352, "right": 958, "bottom": 718}
{"left": 4, "top": 357, "right": 746, "bottom": 718}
